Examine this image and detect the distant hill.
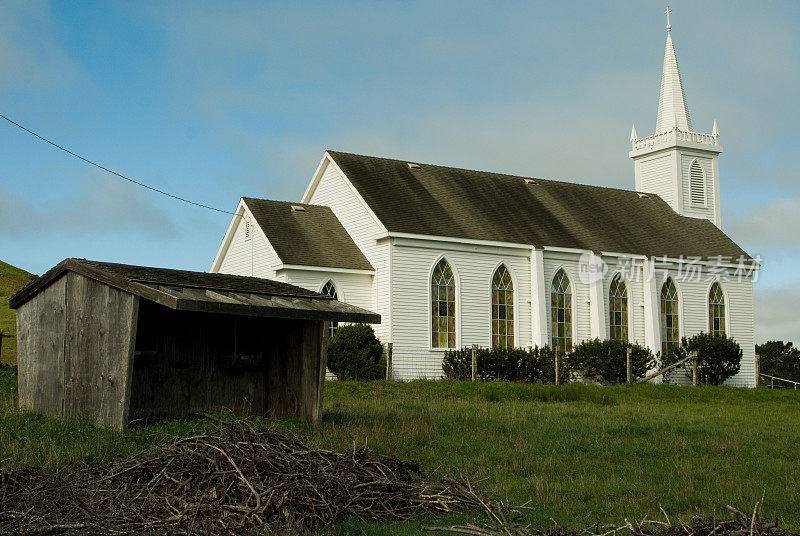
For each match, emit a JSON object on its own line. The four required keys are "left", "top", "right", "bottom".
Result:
{"left": 0, "top": 260, "right": 37, "bottom": 365}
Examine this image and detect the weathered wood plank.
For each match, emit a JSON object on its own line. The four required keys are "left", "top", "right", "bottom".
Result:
{"left": 316, "top": 321, "right": 329, "bottom": 423}
{"left": 65, "top": 272, "right": 137, "bottom": 429}
{"left": 120, "top": 296, "right": 139, "bottom": 430}
{"left": 16, "top": 275, "right": 67, "bottom": 417}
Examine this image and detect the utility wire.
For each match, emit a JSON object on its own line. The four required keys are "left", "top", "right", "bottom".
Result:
{"left": 0, "top": 112, "right": 236, "bottom": 215}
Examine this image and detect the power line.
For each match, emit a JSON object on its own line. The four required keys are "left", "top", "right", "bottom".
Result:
{"left": 0, "top": 112, "right": 236, "bottom": 215}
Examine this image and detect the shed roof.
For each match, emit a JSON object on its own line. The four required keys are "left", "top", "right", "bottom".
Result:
{"left": 326, "top": 151, "right": 750, "bottom": 261}
{"left": 9, "top": 259, "right": 380, "bottom": 323}
{"left": 243, "top": 198, "right": 373, "bottom": 271}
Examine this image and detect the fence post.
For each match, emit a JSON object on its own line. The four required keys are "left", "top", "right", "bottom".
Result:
{"left": 555, "top": 349, "right": 560, "bottom": 386}
{"left": 0, "top": 328, "right": 3, "bottom": 362}
{"left": 754, "top": 353, "right": 760, "bottom": 387}
{"left": 692, "top": 351, "right": 698, "bottom": 386}
{"left": 471, "top": 345, "right": 477, "bottom": 382}
{"left": 386, "top": 343, "right": 392, "bottom": 381}
{"left": 626, "top": 347, "right": 632, "bottom": 383}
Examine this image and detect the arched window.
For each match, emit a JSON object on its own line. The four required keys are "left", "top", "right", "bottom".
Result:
{"left": 708, "top": 282, "right": 726, "bottom": 337}
{"left": 321, "top": 280, "right": 338, "bottom": 339}
{"left": 492, "top": 265, "right": 514, "bottom": 348}
{"left": 550, "top": 269, "right": 572, "bottom": 354}
{"left": 660, "top": 278, "right": 680, "bottom": 357}
{"left": 431, "top": 259, "right": 456, "bottom": 348}
{"left": 689, "top": 161, "right": 705, "bottom": 206}
{"left": 609, "top": 274, "right": 628, "bottom": 342}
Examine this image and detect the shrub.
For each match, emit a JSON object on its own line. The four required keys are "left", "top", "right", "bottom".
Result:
{"left": 441, "top": 345, "right": 571, "bottom": 384}
{"left": 568, "top": 339, "right": 655, "bottom": 385}
{"left": 661, "top": 332, "right": 742, "bottom": 385}
{"left": 756, "top": 341, "right": 800, "bottom": 383}
{"left": 327, "top": 324, "right": 385, "bottom": 381}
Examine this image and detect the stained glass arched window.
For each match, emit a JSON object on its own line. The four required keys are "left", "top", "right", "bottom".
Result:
{"left": 551, "top": 269, "right": 572, "bottom": 353}
{"left": 492, "top": 265, "right": 514, "bottom": 348}
{"left": 609, "top": 274, "right": 628, "bottom": 342}
{"left": 708, "top": 282, "right": 726, "bottom": 337}
{"left": 321, "top": 280, "right": 338, "bottom": 339}
{"left": 660, "top": 278, "right": 680, "bottom": 357}
{"left": 431, "top": 259, "right": 456, "bottom": 348}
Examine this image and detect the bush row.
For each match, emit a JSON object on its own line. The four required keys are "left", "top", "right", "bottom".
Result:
{"left": 327, "top": 324, "right": 743, "bottom": 386}
{"left": 442, "top": 334, "right": 742, "bottom": 386}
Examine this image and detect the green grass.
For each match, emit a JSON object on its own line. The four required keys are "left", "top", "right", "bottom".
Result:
{"left": 2, "top": 372, "right": 799, "bottom": 534}
{"left": 0, "top": 260, "right": 37, "bottom": 365}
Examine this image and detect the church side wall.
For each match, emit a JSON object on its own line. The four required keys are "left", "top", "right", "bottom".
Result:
{"left": 216, "top": 210, "right": 284, "bottom": 281}
{"left": 602, "top": 257, "right": 647, "bottom": 346}
{"left": 661, "top": 271, "right": 755, "bottom": 387}
{"left": 388, "top": 240, "right": 532, "bottom": 380}
{"left": 542, "top": 252, "right": 592, "bottom": 346}
{"left": 280, "top": 269, "right": 374, "bottom": 315}
{"left": 305, "top": 159, "right": 389, "bottom": 343}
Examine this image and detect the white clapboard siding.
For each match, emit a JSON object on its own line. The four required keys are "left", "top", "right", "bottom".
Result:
{"left": 680, "top": 153, "right": 715, "bottom": 222}
{"left": 217, "top": 210, "right": 284, "bottom": 281}
{"left": 371, "top": 242, "right": 392, "bottom": 344}
{"left": 305, "top": 158, "right": 389, "bottom": 341}
{"left": 542, "top": 252, "right": 592, "bottom": 347}
{"left": 389, "top": 241, "right": 532, "bottom": 380}
{"left": 635, "top": 153, "right": 676, "bottom": 207}
{"left": 659, "top": 270, "right": 755, "bottom": 387}
{"left": 281, "top": 269, "right": 374, "bottom": 313}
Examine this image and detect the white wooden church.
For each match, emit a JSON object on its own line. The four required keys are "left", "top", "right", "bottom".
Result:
{"left": 211, "top": 21, "right": 758, "bottom": 386}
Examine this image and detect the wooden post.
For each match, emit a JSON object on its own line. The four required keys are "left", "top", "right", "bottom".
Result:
{"left": 385, "top": 343, "right": 392, "bottom": 381}
{"left": 692, "top": 351, "right": 698, "bottom": 386}
{"left": 555, "top": 349, "right": 560, "bottom": 386}
{"left": 471, "top": 345, "right": 477, "bottom": 382}
{"left": 754, "top": 353, "right": 760, "bottom": 387}
{"left": 0, "top": 328, "right": 3, "bottom": 362}
{"left": 626, "top": 347, "right": 632, "bottom": 383}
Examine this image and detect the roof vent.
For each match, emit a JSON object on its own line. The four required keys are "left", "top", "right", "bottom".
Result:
{"left": 291, "top": 205, "right": 306, "bottom": 212}
{"left": 637, "top": 193, "right": 650, "bottom": 199}
{"left": 524, "top": 179, "right": 537, "bottom": 185}
{"left": 407, "top": 162, "right": 421, "bottom": 169}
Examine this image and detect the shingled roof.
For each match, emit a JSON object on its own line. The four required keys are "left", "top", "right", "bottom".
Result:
{"left": 243, "top": 198, "right": 373, "bottom": 271}
{"left": 327, "top": 151, "right": 750, "bottom": 260}
{"left": 9, "top": 259, "right": 380, "bottom": 323}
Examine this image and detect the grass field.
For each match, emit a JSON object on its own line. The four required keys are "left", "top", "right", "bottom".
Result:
{"left": 0, "top": 260, "right": 37, "bottom": 365}
{"left": 1, "top": 370, "right": 799, "bottom": 534}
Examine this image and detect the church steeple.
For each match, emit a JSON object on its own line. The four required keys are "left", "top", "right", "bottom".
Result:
{"left": 629, "top": 7, "right": 723, "bottom": 229}
{"left": 655, "top": 28, "right": 692, "bottom": 133}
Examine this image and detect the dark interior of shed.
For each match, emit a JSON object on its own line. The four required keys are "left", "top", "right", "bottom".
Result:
{"left": 129, "top": 299, "right": 324, "bottom": 424}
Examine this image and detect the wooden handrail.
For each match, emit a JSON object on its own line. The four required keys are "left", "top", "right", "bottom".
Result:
{"left": 638, "top": 352, "right": 697, "bottom": 383}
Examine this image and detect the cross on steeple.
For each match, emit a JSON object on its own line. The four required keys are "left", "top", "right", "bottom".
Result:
{"left": 665, "top": 6, "right": 672, "bottom": 31}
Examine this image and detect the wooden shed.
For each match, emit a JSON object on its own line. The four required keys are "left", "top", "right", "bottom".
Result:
{"left": 9, "top": 259, "right": 380, "bottom": 429}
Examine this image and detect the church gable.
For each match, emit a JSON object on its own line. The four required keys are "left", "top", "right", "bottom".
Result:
{"left": 211, "top": 198, "right": 283, "bottom": 279}
{"left": 243, "top": 198, "right": 373, "bottom": 272}
{"left": 211, "top": 197, "right": 373, "bottom": 278}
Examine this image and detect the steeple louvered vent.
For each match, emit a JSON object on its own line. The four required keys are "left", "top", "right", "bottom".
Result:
{"left": 689, "top": 161, "right": 705, "bottom": 206}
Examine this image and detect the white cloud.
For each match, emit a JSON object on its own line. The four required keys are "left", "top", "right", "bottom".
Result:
{"left": 726, "top": 198, "right": 800, "bottom": 249}
{"left": 0, "top": 170, "right": 177, "bottom": 240}
{"left": 755, "top": 287, "right": 800, "bottom": 346}
{"left": 0, "top": 1, "right": 80, "bottom": 92}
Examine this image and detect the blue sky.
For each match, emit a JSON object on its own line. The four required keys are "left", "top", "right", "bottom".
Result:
{"left": 1, "top": 1, "right": 798, "bottom": 344}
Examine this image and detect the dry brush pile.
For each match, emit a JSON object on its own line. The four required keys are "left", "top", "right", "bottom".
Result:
{"left": 1, "top": 422, "right": 796, "bottom": 536}
{"left": 424, "top": 502, "right": 799, "bottom": 536}
{"left": 0, "top": 421, "right": 497, "bottom": 535}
